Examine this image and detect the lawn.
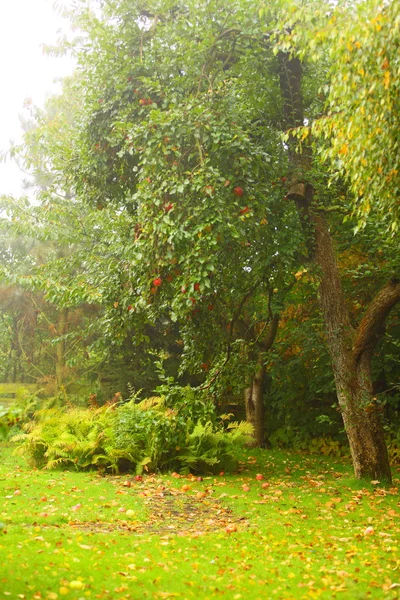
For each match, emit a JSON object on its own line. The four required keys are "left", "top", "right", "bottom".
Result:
{"left": 0, "top": 443, "right": 399, "bottom": 600}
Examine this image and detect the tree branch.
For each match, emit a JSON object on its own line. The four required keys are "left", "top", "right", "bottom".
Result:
{"left": 257, "top": 313, "right": 280, "bottom": 352}
{"left": 353, "top": 278, "right": 400, "bottom": 360}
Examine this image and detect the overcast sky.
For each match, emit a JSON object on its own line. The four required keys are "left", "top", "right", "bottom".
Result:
{"left": 0, "top": 0, "right": 75, "bottom": 196}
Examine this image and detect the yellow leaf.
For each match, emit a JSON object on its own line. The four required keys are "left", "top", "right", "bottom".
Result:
{"left": 339, "top": 144, "right": 348, "bottom": 155}
{"left": 69, "top": 581, "right": 84, "bottom": 590}
{"left": 383, "top": 70, "right": 390, "bottom": 89}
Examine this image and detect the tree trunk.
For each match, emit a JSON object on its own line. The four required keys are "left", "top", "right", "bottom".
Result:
{"left": 11, "top": 317, "right": 20, "bottom": 384}
{"left": 313, "top": 212, "right": 392, "bottom": 481}
{"left": 243, "top": 314, "right": 279, "bottom": 447}
{"left": 245, "top": 364, "right": 266, "bottom": 448}
{"left": 55, "top": 308, "right": 68, "bottom": 393}
{"left": 278, "top": 52, "right": 397, "bottom": 483}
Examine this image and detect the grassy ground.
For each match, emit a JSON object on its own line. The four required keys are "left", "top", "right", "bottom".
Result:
{"left": 0, "top": 443, "right": 399, "bottom": 600}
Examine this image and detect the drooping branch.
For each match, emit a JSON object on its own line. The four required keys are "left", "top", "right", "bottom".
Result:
{"left": 353, "top": 279, "right": 400, "bottom": 361}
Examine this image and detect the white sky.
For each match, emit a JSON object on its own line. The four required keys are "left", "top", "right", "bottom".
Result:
{"left": 0, "top": 0, "right": 75, "bottom": 196}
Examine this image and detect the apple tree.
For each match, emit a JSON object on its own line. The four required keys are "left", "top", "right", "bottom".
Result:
{"left": 40, "top": 0, "right": 400, "bottom": 477}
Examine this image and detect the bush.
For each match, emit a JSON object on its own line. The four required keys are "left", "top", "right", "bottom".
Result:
{"left": 13, "top": 405, "right": 115, "bottom": 470}
{"left": 177, "top": 421, "right": 254, "bottom": 473}
{"left": 12, "top": 399, "right": 253, "bottom": 474}
{"left": 0, "top": 388, "right": 41, "bottom": 440}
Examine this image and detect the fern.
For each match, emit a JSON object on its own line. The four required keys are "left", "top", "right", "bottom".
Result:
{"left": 12, "top": 400, "right": 252, "bottom": 474}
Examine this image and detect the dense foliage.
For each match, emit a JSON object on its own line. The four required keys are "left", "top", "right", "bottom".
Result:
{"left": 0, "top": 0, "right": 399, "bottom": 479}
{"left": 13, "top": 396, "right": 253, "bottom": 474}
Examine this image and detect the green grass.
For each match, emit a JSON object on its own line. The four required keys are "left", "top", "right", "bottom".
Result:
{"left": 0, "top": 443, "right": 399, "bottom": 600}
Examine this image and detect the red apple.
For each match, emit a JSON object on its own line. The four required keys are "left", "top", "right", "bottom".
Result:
{"left": 255, "top": 473, "right": 264, "bottom": 481}
{"left": 135, "top": 475, "right": 143, "bottom": 482}
{"left": 194, "top": 282, "right": 201, "bottom": 292}
{"left": 233, "top": 186, "right": 244, "bottom": 196}
{"left": 239, "top": 206, "right": 250, "bottom": 215}
{"left": 181, "top": 286, "right": 187, "bottom": 294}
{"left": 153, "top": 277, "right": 162, "bottom": 287}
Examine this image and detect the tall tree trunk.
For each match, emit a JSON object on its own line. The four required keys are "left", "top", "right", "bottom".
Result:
{"left": 245, "top": 363, "right": 266, "bottom": 448}
{"left": 278, "top": 52, "right": 397, "bottom": 482}
{"left": 313, "top": 212, "right": 393, "bottom": 481}
{"left": 55, "top": 308, "right": 68, "bottom": 393}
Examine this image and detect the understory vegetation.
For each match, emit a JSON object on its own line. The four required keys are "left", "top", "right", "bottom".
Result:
{"left": 10, "top": 397, "right": 253, "bottom": 475}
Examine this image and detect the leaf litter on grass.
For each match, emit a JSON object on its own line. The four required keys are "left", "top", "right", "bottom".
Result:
{"left": 68, "top": 475, "right": 250, "bottom": 537}
{"left": 1, "top": 445, "right": 400, "bottom": 599}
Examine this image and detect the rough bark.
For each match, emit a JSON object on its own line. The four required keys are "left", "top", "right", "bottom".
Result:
{"left": 278, "top": 51, "right": 395, "bottom": 482}
{"left": 313, "top": 211, "right": 393, "bottom": 482}
{"left": 244, "top": 314, "right": 279, "bottom": 447}
{"left": 245, "top": 364, "right": 267, "bottom": 448}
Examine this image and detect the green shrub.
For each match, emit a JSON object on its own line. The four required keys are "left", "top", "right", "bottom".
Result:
{"left": 12, "top": 400, "right": 253, "bottom": 474}
{"left": 0, "top": 388, "right": 41, "bottom": 440}
{"left": 113, "top": 399, "right": 188, "bottom": 473}
{"left": 387, "top": 430, "right": 400, "bottom": 464}
{"left": 177, "top": 421, "right": 254, "bottom": 473}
